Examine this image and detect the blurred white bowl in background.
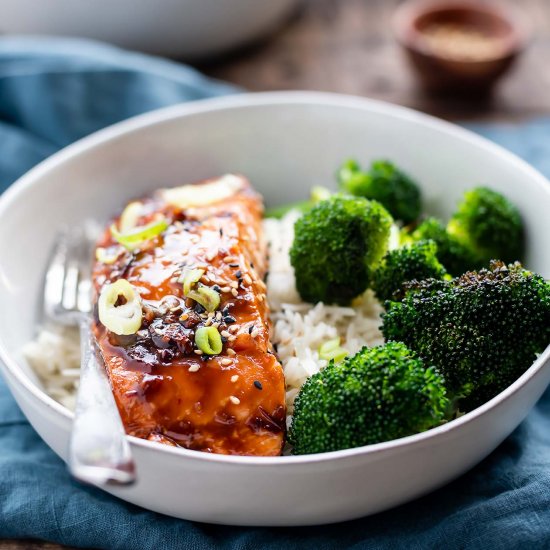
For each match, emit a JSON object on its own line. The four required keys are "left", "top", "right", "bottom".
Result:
{"left": 0, "top": 0, "right": 298, "bottom": 59}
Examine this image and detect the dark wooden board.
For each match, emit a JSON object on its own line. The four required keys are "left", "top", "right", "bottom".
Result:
{"left": 196, "top": 0, "right": 550, "bottom": 122}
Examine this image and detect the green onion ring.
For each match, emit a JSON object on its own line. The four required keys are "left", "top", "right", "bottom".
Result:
{"left": 187, "top": 285, "right": 220, "bottom": 312}
{"left": 195, "top": 326, "right": 223, "bottom": 355}
{"left": 111, "top": 216, "right": 168, "bottom": 251}
{"left": 319, "top": 337, "right": 348, "bottom": 363}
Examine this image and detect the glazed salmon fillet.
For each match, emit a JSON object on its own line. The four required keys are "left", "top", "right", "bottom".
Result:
{"left": 91, "top": 175, "right": 286, "bottom": 456}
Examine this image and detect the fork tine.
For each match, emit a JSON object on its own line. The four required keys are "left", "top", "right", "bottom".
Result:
{"left": 76, "top": 226, "right": 94, "bottom": 314}
{"left": 62, "top": 228, "right": 82, "bottom": 313}
{"left": 43, "top": 227, "right": 69, "bottom": 320}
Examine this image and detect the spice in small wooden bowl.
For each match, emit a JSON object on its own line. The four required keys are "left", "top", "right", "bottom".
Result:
{"left": 392, "top": 0, "right": 531, "bottom": 95}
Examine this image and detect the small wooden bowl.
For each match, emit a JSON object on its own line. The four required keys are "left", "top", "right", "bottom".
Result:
{"left": 392, "top": 0, "right": 531, "bottom": 95}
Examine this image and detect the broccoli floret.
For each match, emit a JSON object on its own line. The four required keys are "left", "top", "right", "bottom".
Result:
{"left": 372, "top": 240, "right": 448, "bottom": 302}
{"left": 447, "top": 187, "right": 524, "bottom": 264}
{"left": 337, "top": 159, "right": 422, "bottom": 224}
{"left": 382, "top": 261, "right": 550, "bottom": 411}
{"left": 290, "top": 195, "right": 392, "bottom": 305}
{"left": 408, "top": 217, "right": 480, "bottom": 276}
{"left": 289, "top": 342, "right": 449, "bottom": 454}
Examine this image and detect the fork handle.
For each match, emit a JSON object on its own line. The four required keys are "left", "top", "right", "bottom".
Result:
{"left": 68, "top": 318, "right": 136, "bottom": 486}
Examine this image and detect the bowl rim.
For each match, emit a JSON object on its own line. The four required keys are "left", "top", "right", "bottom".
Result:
{"left": 392, "top": 0, "right": 532, "bottom": 62}
{"left": 1, "top": 90, "right": 550, "bottom": 466}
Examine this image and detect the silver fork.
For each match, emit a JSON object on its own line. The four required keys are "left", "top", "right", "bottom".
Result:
{"left": 44, "top": 225, "right": 136, "bottom": 486}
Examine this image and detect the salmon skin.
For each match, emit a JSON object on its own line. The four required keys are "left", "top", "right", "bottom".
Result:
{"left": 92, "top": 175, "right": 286, "bottom": 456}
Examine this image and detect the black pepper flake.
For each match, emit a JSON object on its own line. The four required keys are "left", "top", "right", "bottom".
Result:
{"left": 224, "top": 315, "right": 236, "bottom": 324}
{"left": 219, "top": 228, "right": 223, "bottom": 237}
{"left": 212, "top": 284, "right": 221, "bottom": 292}
{"left": 235, "top": 270, "right": 242, "bottom": 278}
{"left": 253, "top": 380, "right": 263, "bottom": 390}
{"left": 194, "top": 303, "right": 206, "bottom": 314}
{"left": 250, "top": 262, "right": 254, "bottom": 269}
{"left": 221, "top": 336, "right": 228, "bottom": 343}
{"left": 229, "top": 263, "right": 239, "bottom": 268}
{"left": 248, "top": 324, "right": 255, "bottom": 334}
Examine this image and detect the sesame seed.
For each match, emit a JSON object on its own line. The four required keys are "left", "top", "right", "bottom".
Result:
{"left": 221, "top": 330, "right": 231, "bottom": 338}
{"left": 194, "top": 349, "right": 203, "bottom": 355}
{"left": 231, "top": 375, "right": 239, "bottom": 382}
{"left": 189, "top": 365, "right": 200, "bottom": 373}
{"left": 221, "top": 358, "right": 232, "bottom": 366}
{"left": 254, "top": 380, "right": 263, "bottom": 390}
{"left": 223, "top": 256, "right": 237, "bottom": 264}
{"left": 231, "top": 289, "right": 238, "bottom": 297}
{"left": 251, "top": 329, "right": 259, "bottom": 338}
{"left": 215, "top": 311, "right": 222, "bottom": 321}
{"left": 230, "top": 281, "right": 239, "bottom": 289}
{"left": 227, "top": 348, "right": 236, "bottom": 356}
{"left": 204, "top": 317, "right": 212, "bottom": 327}
{"left": 229, "top": 396, "right": 240, "bottom": 405}
{"left": 228, "top": 335, "right": 237, "bottom": 342}
{"left": 243, "top": 274, "right": 252, "bottom": 285}
{"left": 228, "top": 325, "right": 239, "bottom": 333}
{"left": 222, "top": 286, "right": 231, "bottom": 293}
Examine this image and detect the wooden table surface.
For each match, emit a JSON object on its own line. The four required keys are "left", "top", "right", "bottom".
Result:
{"left": 2, "top": 0, "right": 549, "bottom": 548}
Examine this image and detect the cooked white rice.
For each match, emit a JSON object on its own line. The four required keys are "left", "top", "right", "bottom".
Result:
{"left": 24, "top": 210, "right": 385, "bottom": 427}
{"left": 264, "top": 211, "right": 385, "bottom": 421}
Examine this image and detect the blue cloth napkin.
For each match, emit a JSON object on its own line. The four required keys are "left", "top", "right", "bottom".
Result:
{"left": 2, "top": 37, "right": 550, "bottom": 550}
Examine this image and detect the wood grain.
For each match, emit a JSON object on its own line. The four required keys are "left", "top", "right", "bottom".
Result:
{"left": 2, "top": 0, "right": 549, "bottom": 548}
{"left": 196, "top": 0, "right": 550, "bottom": 122}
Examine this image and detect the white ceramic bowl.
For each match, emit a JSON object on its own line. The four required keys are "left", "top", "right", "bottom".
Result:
{"left": 1, "top": 0, "right": 297, "bottom": 59}
{"left": 1, "top": 92, "right": 549, "bottom": 526}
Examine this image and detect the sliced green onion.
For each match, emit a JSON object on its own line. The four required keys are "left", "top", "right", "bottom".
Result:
{"left": 195, "top": 326, "right": 223, "bottom": 355}
{"left": 161, "top": 174, "right": 243, "bottom": 209}
{"left": 110, "top": 216, "right": 168, "bottom": 251}
{"left": 311, "top": 186, "right": 331, "bottom": 203}
{"left": 265, "top": 187, "right": 332, "bottom": 219}
{"left": 264, "top": 201, "right": 312, "bottom": 219}
{"left": 119, "top": 201, "right": 143, "bottom": 232}
{"left": 95, "top": 246, "right": 122, "bottom": 265}
{"left": 187, "top": 285, "right": 220, "bottom": 312}
{"left": 98, "top": 279, "right": 142, "bottom": 335}
{"left": 181, "top": 268, "right": 205, "bottom": 296}
{"left": 319, "top": 337, "right": 348, "bottom": 363}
